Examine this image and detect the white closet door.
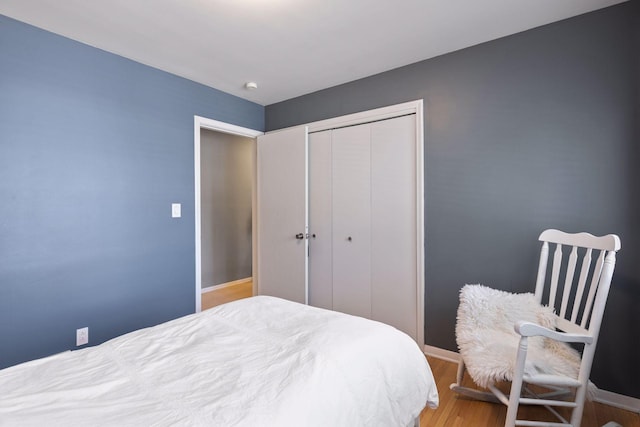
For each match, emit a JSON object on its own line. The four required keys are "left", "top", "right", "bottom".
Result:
{"left": 256, "top": 126, "right": 308, "bottom": 304}
{"left": 332, "top": 124, "right": 372, "bottom": 319}
{"left": 308, "top": 130, "right": 333, "bottom": 310}
{"left": 370, "top": 115, "right": 417, "bottom": 339}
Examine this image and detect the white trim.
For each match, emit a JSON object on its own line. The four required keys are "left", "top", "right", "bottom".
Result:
{"left": 307, "top": 100, "right": 421, "bottom": 133}
{"left": 423, "top": 345, "right": 461, "bottom": 363}
{"left": 303, "top": 127, "right": 310, "bottom": 305}
{"left": 251, "top": 143, "right": 258, "bottom": 300}
{"left": 593, "top": 389, "right": 640, "bottom": 414}
{"left": 201, "top": 277, "right": 252, "bottom": 294}
{"left": 196, "top": 116, "right": 264, "bottom": 138}
{"left": 415, "top": 100, "right": 425, "bottom": 348}
{"left": 194, "top": 116, "right": 262, "bottom": 313}
{"left": 423, "top": 345, "right": 640, "bottom": 412}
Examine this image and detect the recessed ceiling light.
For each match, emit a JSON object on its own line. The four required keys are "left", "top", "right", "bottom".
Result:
{"left": 245, "top": 82, "right": 258, "bottom": 90}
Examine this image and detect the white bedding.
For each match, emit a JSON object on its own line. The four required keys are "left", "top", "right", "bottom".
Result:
{"left": 0, "top": 296, "right": 438, "bottom": 426}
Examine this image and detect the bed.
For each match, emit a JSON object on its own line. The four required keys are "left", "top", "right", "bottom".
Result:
{"left": 0, "top": 296, "right": 439, "bottom": 426}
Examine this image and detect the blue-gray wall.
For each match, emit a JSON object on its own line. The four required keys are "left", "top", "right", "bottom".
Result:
{"left": 266, "top": 3, "right": 640, "bottom": 398}
{"left": 0, "top": 15, "right": 263, "bottom": 368}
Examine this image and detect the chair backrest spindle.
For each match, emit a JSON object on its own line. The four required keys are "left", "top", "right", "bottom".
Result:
{"left": 560, "top": 245, "right": 578, "bottom": 319}
{"left": 549, "top": 243, "right": 563, "bottom": 311}
{"left": 534, "top": 241, "right": 549, "bottom": 302}
{"left": 571, "top": 247, "right": 592, "bottom": 324}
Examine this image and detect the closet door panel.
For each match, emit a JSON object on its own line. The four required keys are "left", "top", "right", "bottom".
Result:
{"left": 370, "top": 115, "right": 417, "bottom": 339}
{"left": 332, "top": 124, "right": 372, "bottom": 319}
{"left": 308, "top": 130, "right": 333, "bottom": 310}
{"left": 256, "top": 126, "right": 308, "bottom": 304}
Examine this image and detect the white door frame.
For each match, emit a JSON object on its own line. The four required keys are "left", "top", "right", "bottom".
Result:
{"left": 194, "top": 116, "right": 263, "bottom": 313}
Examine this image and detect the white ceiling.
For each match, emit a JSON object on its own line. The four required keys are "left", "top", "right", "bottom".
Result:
{"left": 0, "top": 0, "right": 627, "bottom": 106}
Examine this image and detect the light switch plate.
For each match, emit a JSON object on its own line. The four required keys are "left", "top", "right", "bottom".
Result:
{"left": 171, "top": 203, "right": 181, "bottom": 218}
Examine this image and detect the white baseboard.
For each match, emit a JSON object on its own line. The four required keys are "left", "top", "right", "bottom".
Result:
{"left": 202, "top": 277, "right": 252, "bottom": 294}
{"left": 593, "top": 388, "right": 640, "bottom": 414}
{"left": 423, "top": 345, "right": 640, "bottom": 413}
{"left": 423, "top": 345, "right": 460, "bottom": 363}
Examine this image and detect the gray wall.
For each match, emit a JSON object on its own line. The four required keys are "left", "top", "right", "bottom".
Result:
{"left": 200, "top": 130, "right": 253, "bottom": 287}
{"left": 266, "top": 3, "right": 640, "bottom": 398}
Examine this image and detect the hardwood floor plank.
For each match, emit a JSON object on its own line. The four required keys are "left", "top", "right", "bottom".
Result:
{"left": 421, "top": 357, "right": 640, "bottom": 427}
{"left": 201, "top": 280, "right": 253, "bottom": 310}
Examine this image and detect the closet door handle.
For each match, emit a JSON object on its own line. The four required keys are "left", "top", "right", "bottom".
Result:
{"left": 347, "top": 236, "right": 352, "bottom": 242}
{"left": 295, "top": 233, "right": 305, "bottom": 240}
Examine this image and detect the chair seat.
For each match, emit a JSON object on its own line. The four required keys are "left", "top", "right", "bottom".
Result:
{"left": 456, "top": 284, "right": 582, "bottom": 389}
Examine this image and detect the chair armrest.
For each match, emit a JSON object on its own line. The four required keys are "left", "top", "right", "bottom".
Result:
{"left": 515, "top": 321, "right": 593, "bottom": 344}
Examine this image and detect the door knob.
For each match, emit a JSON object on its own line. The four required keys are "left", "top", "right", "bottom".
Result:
{"left": 347, "top": 236, "right": 352, "bottom": 241}
{"left": 295, "top": 233, "right": 304, "bottom": 240}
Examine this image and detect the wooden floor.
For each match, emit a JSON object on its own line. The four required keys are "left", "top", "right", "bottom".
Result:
{"left": 420, "top": 356, "right": 640, "bottom": 427}
{"left": 201, "top": 286, "right": 638, "bottom": 426}
{"left": 201, "top": 280, "right": 253, "bottom": 311}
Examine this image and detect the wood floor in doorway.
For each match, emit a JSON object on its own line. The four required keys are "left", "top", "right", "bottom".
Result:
{"left": 201, "top": 280, "right": 253, "bottom": 311}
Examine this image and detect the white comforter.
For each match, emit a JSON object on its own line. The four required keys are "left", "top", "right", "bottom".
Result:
{"left": 0, "top": 296, "right": 438, "bottom": 426}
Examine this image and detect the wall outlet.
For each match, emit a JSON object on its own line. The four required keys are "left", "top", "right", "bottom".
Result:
{"left": 76, "top": 327, "right": 89, "bottom": 346}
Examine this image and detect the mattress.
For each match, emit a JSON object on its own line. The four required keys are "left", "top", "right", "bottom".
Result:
{"left": 0, "top": 296, "right": 438, "bottom": 426}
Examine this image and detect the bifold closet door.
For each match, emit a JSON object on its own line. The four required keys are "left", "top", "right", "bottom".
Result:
{"left": 308, "top": 130, "right": 333, "bottom": 310}
{"left": 331, "top": 124, "right": 372, "bottom": 319}
{"left": 256, "top": 126, "right": 308, "bottom": 304}
{"left": 370, "top": 115, "right": 417, "bottom": 340}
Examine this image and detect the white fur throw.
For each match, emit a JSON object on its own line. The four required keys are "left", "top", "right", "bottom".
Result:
{"left": 456, "top": 284, "right": 583, "bottom": 389}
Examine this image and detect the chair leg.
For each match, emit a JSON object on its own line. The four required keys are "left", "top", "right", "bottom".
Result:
{"left": 504, "top": 377, "right": 524, "bottom": 427}
{"left": 504, "top": 337, "right": 529, "bottom": 427}
{"left": 570, "top": 384, "right": 588, "bottom": 427}
{"left": 455, "top": 357, "right": 465, "bottom": 385}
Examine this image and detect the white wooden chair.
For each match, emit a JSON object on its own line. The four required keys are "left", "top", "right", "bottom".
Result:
{"left": 450, "top": 229, "right": 621, "bottom": 427}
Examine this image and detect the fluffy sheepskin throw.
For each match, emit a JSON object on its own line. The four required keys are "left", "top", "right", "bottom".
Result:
{"left": 456, "top": 284, "right": 584, "bottom": 390}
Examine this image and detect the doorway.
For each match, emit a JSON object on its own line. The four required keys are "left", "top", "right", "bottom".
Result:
{"left": 194, "top": 116, "right": 263, "bottom": 312}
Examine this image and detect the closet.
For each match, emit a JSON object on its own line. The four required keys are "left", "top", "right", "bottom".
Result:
{"left": 257, "top": 101, "right": 423, "bottom": 343}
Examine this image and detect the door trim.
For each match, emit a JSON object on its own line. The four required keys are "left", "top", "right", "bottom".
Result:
{"left": 307, "top": 100, "right": 421, "bottom": 132}
{"left": 194, "top": 116, "right": 263, "bottom": 313}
